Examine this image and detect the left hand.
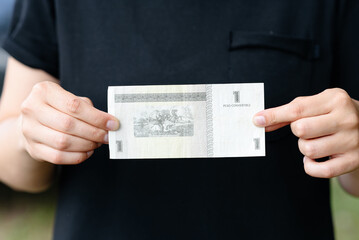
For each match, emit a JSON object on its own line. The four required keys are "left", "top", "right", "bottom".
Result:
{"left": 253, "top": 88, "right": 359, "bottom": 178}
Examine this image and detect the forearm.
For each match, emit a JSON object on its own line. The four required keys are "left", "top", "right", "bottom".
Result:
{"left": 0, "top": 117, "right": 55, "bottom": 193}
{"left": 338, "top": 168, "right": 359, "bottom": 197}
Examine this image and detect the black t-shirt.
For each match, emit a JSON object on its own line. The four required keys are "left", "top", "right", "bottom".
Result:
{"left": 3, "top": 1, "right": 359, "bottom": 239}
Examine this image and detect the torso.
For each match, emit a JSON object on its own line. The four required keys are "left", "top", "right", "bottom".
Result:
{"left": 54, "top": 1, "right": 335, "bottom": 239}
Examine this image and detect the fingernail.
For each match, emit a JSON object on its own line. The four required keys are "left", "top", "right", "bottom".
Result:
{"left": 87, "top": 151, "right": 94, "bottom": 157}
{"left": 104, "top": 134, "right": 109, "bottom": 143}
{"left": 253, "top": 116, "right": 266, "bottom": 126}
{"left": 303, "top": 156, "right": 307, "bottom": 164}
{"left": 106, "top": 120, "right": 119, "bottom": 130}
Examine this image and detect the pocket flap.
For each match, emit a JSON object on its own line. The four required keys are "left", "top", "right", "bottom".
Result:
{"left": 229, "top": 31, "right": 320, "bottom": 60}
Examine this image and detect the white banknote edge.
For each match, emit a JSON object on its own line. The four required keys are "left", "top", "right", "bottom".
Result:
{"left": 108, "top": 83, "right": 265, "bottom": 159}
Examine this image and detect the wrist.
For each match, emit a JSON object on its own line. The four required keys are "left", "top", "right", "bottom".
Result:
{"left": 338, "top": 168, "right": 359, "bottom": 197}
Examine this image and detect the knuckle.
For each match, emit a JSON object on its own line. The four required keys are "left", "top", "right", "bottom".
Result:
{"left": 20, "top": 99, "right": 32, "bottom": 115}
{"left": 303, "top": 164, "right": 314, "bottom": 177}
{"left": 345, "top": 113, "right": 359, "bottom": 129}
{"left": 82, "top": 140, "right": 97, "bottom": 151}
{"left": 331, "top": 119, "right": 340, "bottom": 132}
{"left": 323, "top": 88, "right": 332, "bottom": 94}
{"left": 351, "top": 131, "right": 359, "bottom": 149}
{"left": 51, "top": 151, "right": 64, "bottom": 164}
{"left": 92, "top": 128, "right": 106, "bottom": 142}
{"left": 300, "top": 141, "right": 317, "bottom": 158}
{"left": 324, "top": 88, "right": 344, "bottom": 97}
{"left": 332, "top": 89, "right": 351, "bottom": 106}
{"left": 91, "top": 113, "right": 108, "bottom": 128}
{"left": 82, "top": 97, "right": 93, "bottom": 106}
{"left": 32, "top": 81, "right": 55, "bottom": 96}
{"left": 289, "top": 102, "right": 304, "bottom": 120}
{"left": 340, "top": 96, "right": 352, "bottom": 108}
{"left": 291, "top": 122, "right": 306, "bottom": 138}
{"left": 80, "top": 140, "right": 97, "bottom": 152}
{"left": 305, "top": 145, "right": 317, "bottom": 159}
{"left": 333, "top": 87, "right": 348, "bottom": 95}
{"left": 67, "top": 97, "right": 81, "bottom": 114}
{"left": 298, "top": 139, "right": 305, "bottom": 154}
{"left": 55, "top": 134, "right": 70, "bottom": 150}
{"left": 32, "top": 81, "right": 48, "bottom": 93}
{"left": 321, "top": 165, "right": 335, "bottom": 178}
{"left": 340, "top": 113, "right": 359, "bottom": 131}
{"left": 267, "top": 111, "right": 277, "bottom": 125}
{"left": 61, "top": 116, "right": 74, "bottom": 132}
{"left": 89, "top": 141, "right": 98, "bottom": 150}
{"left": 292, "top": 96, "right": 305, "bottom": 103}
{"left": 347, "top": 152, "right": 359, "bottom": 170}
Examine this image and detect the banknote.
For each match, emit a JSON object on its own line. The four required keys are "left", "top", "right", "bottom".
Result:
{"left": 108, "top": 83, "right": 265, "bottom": 159}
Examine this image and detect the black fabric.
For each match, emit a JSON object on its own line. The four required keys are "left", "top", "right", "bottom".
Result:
{"left": 3, "top": 0, "right": 359, "bottom": 239}
{"left": 3, "top": 0, "right": 58, "bottom": 77}
{"left": 229, "top": 32, "right": 320, "bottom": 60}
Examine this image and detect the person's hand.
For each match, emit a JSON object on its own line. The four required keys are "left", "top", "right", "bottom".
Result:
{"left": 20, "top": 81, "right": 119, "bottom": 164}
{"left": 253, "top": 88, "right": 359, "bottom": 178}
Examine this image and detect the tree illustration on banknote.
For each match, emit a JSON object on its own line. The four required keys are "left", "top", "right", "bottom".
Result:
{"left": 134, "top": 106, "right": 194, "bottom": 137}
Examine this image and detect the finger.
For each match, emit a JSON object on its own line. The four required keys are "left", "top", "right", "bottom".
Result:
{"left": 303, "top": 152, "right": 359, "bottom": 178}
{"left": 290, "top": 113, "right": 339, "bottom": 139}
{"left": 298, "top": 131, "right": 355, "bottom": 159}
{"left": 253, "top": 91, "right": 333, "bottom": 127}
{"left": 34, "top": 103, "right": 108, "bottom": 143}
{"left": 265, "top": 122, "right": 289, "bottom": 132}
{"left": 27, "top": 142, "right": 94, "bottom": 165}
{"left": 41, "top": 82, "right": 119, "bottom": 130}
{"left": 27, "top": 121, "right": 100, "bottom": 152}
{"left": 79, "top": 97, "right": 94, "bottom": 106}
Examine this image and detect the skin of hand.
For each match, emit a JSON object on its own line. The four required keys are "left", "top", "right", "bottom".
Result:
{"left": 0, "top": 58, "right": 119, "bottom": 192}
{"left": 20, "top": 81, "right": 120, "bottom": 165}
{"left": 253, "top": 88, "right": 359, "bottom": 196}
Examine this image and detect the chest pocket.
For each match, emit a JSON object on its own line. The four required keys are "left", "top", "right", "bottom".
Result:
{"left": 228, "top": 31, "right": 319, "bottom": 108}
{"left": 228, "top": 31, "right": 320, "bottom": 140}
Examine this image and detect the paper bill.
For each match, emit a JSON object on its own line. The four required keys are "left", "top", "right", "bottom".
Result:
{"left": 108, "top": 83, "right": 265, "bottom": 159}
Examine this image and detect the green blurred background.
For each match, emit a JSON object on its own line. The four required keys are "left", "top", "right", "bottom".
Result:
{"left": 0, "top": 179, "right": 359, "bottom": 240}
{"left": 0, "top": 1, "right": 358, "bottom": 239}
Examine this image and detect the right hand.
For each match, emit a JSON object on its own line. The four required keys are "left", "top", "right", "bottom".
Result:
{"left": 20, "top": 81, "right": 119, "bottom": 164}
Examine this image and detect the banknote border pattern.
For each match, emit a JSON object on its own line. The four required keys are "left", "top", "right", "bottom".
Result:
{"left": 115, "top": 92, "right": 207, "bottom": 103}
{"left": 206, "top": 85, "right": 214, "bottom": 157}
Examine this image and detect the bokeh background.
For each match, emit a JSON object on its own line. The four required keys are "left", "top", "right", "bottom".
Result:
{"left": 0, "top": 1, "right": 358, "bottom": 239}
